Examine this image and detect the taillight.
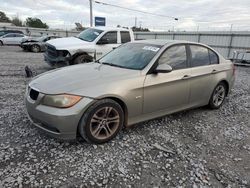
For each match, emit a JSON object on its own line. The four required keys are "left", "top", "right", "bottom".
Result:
{"left": 232, "top": 63, "right": 236, "bottom": 76}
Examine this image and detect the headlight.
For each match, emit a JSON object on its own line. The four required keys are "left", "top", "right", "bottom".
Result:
{"left": 42, "top": 94, "right": 82, "bottom": 108}
{"left": 58, "top": 50, "right": 70, "bottom": 57}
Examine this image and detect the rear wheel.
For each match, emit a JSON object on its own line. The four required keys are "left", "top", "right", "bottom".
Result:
{"left": 0, "top": 41, "right": 3, "bottom": 46}
{"left": 31, "top": 44, "right": 41, "bottom": 53}
{"left": 208, "top": 82, "right": 227, "bottom": 109}
{"left": 72, "top": 54, "right": 92, "bottom": 65}
{"left": 78, "top": 99, "right": 124, "bottom": 144}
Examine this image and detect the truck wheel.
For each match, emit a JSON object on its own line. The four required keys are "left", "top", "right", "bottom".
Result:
{"left": 73, "top": 54, "right": 92, "bottom": 65}
{"left": 31, "top": 45, "right": 41, "bottom": 53}
{"left": 0, "top": 41, "right": 3, "bottom": 46}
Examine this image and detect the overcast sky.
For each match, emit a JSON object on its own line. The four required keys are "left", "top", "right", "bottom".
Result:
{"left": 1, "top": 0, "right": 250, "bottom": 31}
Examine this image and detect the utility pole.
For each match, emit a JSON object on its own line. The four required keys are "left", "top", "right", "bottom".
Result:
{"left": 230, "top": 24, "right": 233, "bottom": 32}
{"left": 134, "top": 17, "right": 137, "bottom": 27}
{"left": 89, "top": 0, "right": 93, "bottom": 27}
{"left": 139, "top": 21, "right": 142, "bottom": 29}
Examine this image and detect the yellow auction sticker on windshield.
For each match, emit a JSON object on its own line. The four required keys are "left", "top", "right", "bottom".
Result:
{"left": 143, "top": 46, "right": 160, "bottom": 52}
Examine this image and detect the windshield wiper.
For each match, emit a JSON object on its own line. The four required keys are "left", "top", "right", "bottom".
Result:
{"left": 101, "top": 62, "right": 126, "bottom": 69}
{"left": 95, "top": 60, "right": 101, "bottom": 64}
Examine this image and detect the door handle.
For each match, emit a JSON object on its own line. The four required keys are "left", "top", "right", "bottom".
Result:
{"left": 182, "top": 75, "right": 191, "bottom": 80}
{"left": 112, "top": 47, "right": 117, "bottom": 50}
{"left": 211, "top": 69, "right": 218, "bottom": 74}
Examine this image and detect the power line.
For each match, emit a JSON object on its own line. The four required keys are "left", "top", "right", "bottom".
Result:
{"left": 94, "top": 1, "right": 178, "bottom": 21}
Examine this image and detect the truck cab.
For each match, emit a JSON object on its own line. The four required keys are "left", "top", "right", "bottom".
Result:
{"left": 44, "top": 27, "right": 134, "bottom": 67}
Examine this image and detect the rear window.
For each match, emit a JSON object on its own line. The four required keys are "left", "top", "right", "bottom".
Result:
{"left": 190, "top": 45, "right": 210, "bottom": 67}
{"left": 209, "top": 50, "right": 219, "bottom": 64}
{"left": 121, "top": 31, "right": 131, "bottom": 43}
{"left": 15, "top": 34, "right": 24, "bottom": 37}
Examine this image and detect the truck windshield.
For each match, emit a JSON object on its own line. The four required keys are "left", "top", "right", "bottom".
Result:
{"left": 99, "top": 43, "right": 162, "bottom": 70}
{"left": 77, "top": 28, "right": 103, "bottom": 42}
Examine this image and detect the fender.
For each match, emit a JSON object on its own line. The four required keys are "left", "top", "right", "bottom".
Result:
{"left": 71, "top": 49, "right": 96, "bottom": 62}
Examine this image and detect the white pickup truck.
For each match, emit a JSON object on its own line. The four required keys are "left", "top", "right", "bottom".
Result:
{"left": 44, "top": 27, "right": 134, "bottom": 66}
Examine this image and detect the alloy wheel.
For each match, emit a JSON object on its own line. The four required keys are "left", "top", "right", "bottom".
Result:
{"left": 32, "top": 45, "right": 40, "bottom": 53}
{"left": 212, "top": 85, "right": 225, "bottom": 107}
{"left": 90, "top": 107, "right": 120, "bottom": 140}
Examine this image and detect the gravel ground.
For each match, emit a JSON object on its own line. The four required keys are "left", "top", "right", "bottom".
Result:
{"left": 0, "top": 46, "right": 249, "bottom": 188}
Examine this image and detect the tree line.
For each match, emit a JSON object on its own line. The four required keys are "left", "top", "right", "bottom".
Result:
{"left": 0, "top": 11, "right": 49, "bottom": 29}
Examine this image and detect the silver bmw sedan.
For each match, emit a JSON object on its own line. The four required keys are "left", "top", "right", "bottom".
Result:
{"left": 25, "top": 40, "right": 235, "bottom": 144}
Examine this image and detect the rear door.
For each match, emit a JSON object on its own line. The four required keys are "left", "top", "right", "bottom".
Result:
{"left": 14, "top": 34, "right": 25, "bottom": 45}
{"left": 120, "top": 31, "right": 131, "bottom": 44}
{"left": 96, "top": 31, "right": 120, "bottom": 59}
{"left": 143, "top": 44, "right": 191, "bottom": 114}
{"left": 188, "top": 44, "right": 220, "bottom": 106}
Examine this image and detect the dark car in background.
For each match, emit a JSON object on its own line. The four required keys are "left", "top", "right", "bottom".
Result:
{"left": 21, "top": 35, "right": 61, "bottom": 53}
{"left": 0, "top": 30, "right": 23, "bottom": 37}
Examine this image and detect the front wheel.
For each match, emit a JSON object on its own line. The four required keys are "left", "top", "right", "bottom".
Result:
{"left": 0, "top": 41, "right": 3, "bottom": 46}
{"left": 78, "top": 99, "right": 124, "bottom": 144}
{"left": 72, "top": 54, "right": 92, "bottom": 65}
{"left": 31, "top": 44, "right": 41, "bottom": 53}
{"left": 208, "top": 82, "right": 227, "bottom": 109}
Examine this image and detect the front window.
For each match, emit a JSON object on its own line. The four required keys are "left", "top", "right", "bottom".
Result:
{"left": 100, "top": 31, "right": 117, "bottom": 44}
{"left": 77, "top": 28, "right": 103, "bottom": 42}
{"left": 99, "top": 43, "right": 162, "bottom": 70}
{"left": 158, "top": 45, "right": 187, "bottom": 70}
{"left": 5, "top": 34, "right": 15, "bottom": 38}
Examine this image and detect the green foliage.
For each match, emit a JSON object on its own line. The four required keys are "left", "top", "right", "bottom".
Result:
{"left": 12, "top": 17, "right": 22, "bottom": 26}
{"left": 0, "top": 11, "right": 11, "bottom": 23}
{"left": 25, "top": 17, "right": 49, "bottom": 29}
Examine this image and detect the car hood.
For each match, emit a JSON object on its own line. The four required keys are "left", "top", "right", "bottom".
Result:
{"left": 29, "top": 63, "right": 141, "bottom": 97}
{"left": 47, "top": 37, "right": 91, "bottom": 50}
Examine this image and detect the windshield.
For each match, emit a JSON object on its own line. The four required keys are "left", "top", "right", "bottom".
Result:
{"left": 77, "top": 28, "right": 103, "bottom": 42}
{"left": 99, "top": 43, "right": 162, "bottom": 70}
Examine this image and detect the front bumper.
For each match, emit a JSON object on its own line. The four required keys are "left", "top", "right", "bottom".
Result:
{"left": 25, "top": 87, "right": 95, "bottom": 140}
{"left": 44, "top": 53, "right": 72, "bottom": 67}
{"left": 20, "top": 43, "right": 30, "bottom": 49}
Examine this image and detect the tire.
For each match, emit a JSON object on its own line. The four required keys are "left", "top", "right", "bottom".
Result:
{"left": 78, "top": 99, "right": 124, "bottom": 144}
{"left": 22, "top": 47, "right": 28, "bottom": 51}
{"left": 31, "top": 44, "right": 41, "bottom": 53}
{"left": 72, "top": 54, "right": 92, "bottom": 65}
{"left": 0, "top": 41, "right": 3, "bottom": 46}
{"left": 208, "top": 82, "right": 227, "bottom": 109}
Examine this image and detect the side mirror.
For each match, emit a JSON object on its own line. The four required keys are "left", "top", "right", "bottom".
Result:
{"left": 155, "top": 64, "right": 172, "bottom": 73}
{"left": 97, "top": 38, "right": 109, "bottom": 45}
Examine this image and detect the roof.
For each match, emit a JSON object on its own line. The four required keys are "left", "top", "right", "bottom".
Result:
{"left": 91, "top": 26, "right": 130, "bottom": 31}
{"left": 132, "top": 39, "right": 202, "bottom": 46}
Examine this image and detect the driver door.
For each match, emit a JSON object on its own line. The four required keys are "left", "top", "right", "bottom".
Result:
{"left": 143, "top": 44, "right": 191, "bottom": 114}
{"left": 3, "top": 34, "right": 15, "bottom": 44}
{"left": 95, "top": 31, "right": 120, "bottom": 59}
